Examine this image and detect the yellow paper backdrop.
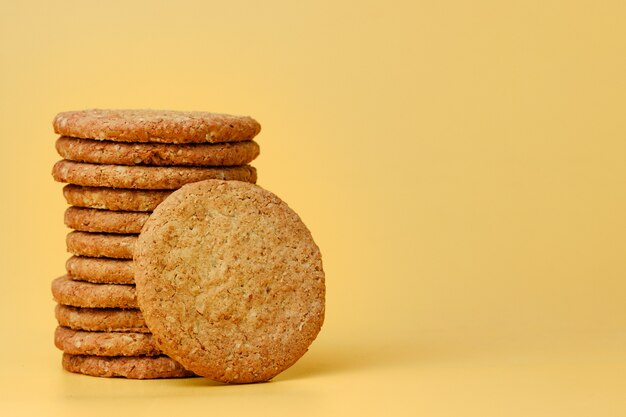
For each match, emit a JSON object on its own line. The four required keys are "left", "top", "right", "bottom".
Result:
{"left": 1, "top": 1, "right": 626, "bottom": 415}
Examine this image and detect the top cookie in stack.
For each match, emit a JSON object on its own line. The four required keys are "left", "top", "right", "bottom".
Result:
{"left": 51, "top": 109, "right": 261, "bottom": 379}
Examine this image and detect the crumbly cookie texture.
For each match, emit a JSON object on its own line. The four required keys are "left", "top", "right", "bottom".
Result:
{"left": 65, "top": 206, "right": 150, "bottom": 234}
{"left": 63, "top": 185, "right": 171, "bottom": 212}
{"left": 53, "top": 109, "right": 261, "bottom": 144}
{"left": 66, "top": 231, "right": 136, "bottom": 259}
{"left": 52, "top": 275, "right": 137, "bottom": 309}
{"left": 66, "top": 256, "right": 134, "bottom": 284}
{"left": 55, "top": 304, "right": 148, "bottom": 332}
{"left": 135, "top": 180, "right": 325, "bottom": 383}
{"left": 56, "top": 137, "right": 260, "bottom": 166}
{"left": 54, "top": 326, "right": 159, "bottom": 356}
{"left": 52, "top": 160, "right": 257, "bottom": 190}
{"left": 62, "top": 353, "right": 195, "bottom": 379}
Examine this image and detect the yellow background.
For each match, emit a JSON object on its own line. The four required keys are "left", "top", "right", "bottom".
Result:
{"left": 1, "top": 0, "right": 626, "bottom": 415}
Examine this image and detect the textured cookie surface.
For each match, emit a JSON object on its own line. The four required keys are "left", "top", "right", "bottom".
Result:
{"left": 55, "top": 326, "right": 159, "bottom": 356}
{"left": 52, "top": 275, "right": 137, "bottom": 308}
{"left": 64, "top": 185, "right": 171, "bottom": 212}
{"left": 62, "top": 353, "right": 194, "bottom": 379}
{"left": 135, "top": 180, "right": 325, "bottom": 383}
{"left": 55, "top": 304, "right": 147, "bottom": 332}
{"left": 67, "top": 231, "right": 136, "bottom": 259}
{"left": 65, "top": 206, "right": 150, "bottom": 234}
{"left": 53, "top": 160, "right": 257, "bottom": 189}
{"left": 56, "top": 137, "right": 260, "bottom": 166}
{"left": 66, "top": 256, "right": 134, "bottom": 284}
{"left": 53, "top": 109, "right": 261, "bottom": 144}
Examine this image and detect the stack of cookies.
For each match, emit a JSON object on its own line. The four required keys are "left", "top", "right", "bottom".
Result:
{"left": 51, "top": 109, "right": 261, "bottom": 379}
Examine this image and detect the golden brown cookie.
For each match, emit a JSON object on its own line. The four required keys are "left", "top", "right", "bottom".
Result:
{"left": 53, "top": 160, "right": 257, "bottom": 190}
{"left": 56, "top": 137, "right": 260, "bottom": 166}
{"left": 66, "top": 256, "right": 134, "bottom": 284}
{"left": 135, "top": 180, "right": 325, "bottom": 383}
{"left": 62, "top": 353, "right": 194, "bottom": 379}
{"left": 55, "top": 304, "right": 148, "bottom": 332}
{"left": 53, "top": 109, "right": 261, "bottom": 144}
{"left": 55, "top": 326, "right": 159, "bottom": 356}
{"left": 52, "top": 275, "right": 137, "bottom": 308}
{"left": 66, "top": 231, "right": 136, "bottom": 259}
{"left": 65, "top": 206, "right": 149, "bottom": 234}
{"left": 63, "top": 185, "right": 171, "bottom": 212}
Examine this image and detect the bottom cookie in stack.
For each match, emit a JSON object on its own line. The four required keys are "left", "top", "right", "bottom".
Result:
{"left": 61, "top": 354, "right": 193, "bottom": 379}
{"left": 51, "top": 275, "right": 194, "bottom": 379}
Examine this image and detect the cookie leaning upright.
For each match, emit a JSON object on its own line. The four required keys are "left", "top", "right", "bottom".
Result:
{"left": 135, "top": 180, "right": 325, "bottom": 383}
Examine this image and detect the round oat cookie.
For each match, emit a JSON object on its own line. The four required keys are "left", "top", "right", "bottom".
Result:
{"left": 64, "top": 185, "right": 171, "bottom": 212}
{"left": 55, "top": 326, "right": 160, "bottom": 356}
{"left": 55, "top": 304, "right": 148, "bottom": 332}
{"left": 65, "top": 206, "right": 150, "bottom": 234}
{"left": 135, "top": 180, "right": 325, "bottom": 383}
{"left": 53, "top": 109, "right": 261, "bottom": 144}
{"left": 62, "top": 353, "right": 194, "bottom": 379}
{"left": 56, "top": 136, "right": 260, "bottom": 166}
{"left": 53, "top": 160, "right": 257, "bottom": 190}
{"left": 52, "top": 275, "right": 137, "bottom": 308}
{"left": 66, "top": 256, "right": 134, "bottom": 284}
{"left": 67, "top": 231, "right": 136, "bottom": 259}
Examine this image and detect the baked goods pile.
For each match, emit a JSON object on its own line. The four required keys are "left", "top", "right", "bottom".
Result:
{"left": 51, "top": 109, "right": 324, "bottom": 382}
